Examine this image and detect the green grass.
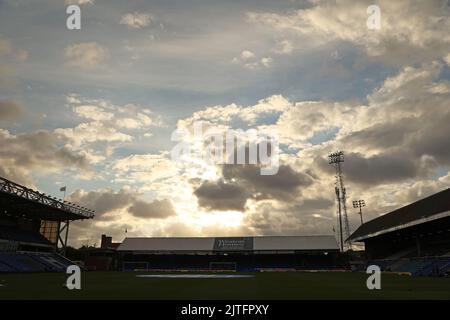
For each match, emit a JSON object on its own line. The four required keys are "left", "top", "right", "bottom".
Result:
{"left": 1, "top": 271, "right": 450, "bottom": 300}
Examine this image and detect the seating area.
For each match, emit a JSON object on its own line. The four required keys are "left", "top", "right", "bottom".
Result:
{"left": 0, "top": 252, "right": 74, "bottom": 273}
{"left": 0, "top": 226, "right": 50, "bottom": 245}
{"left": 393, "top": 260, "right": 433, "bottom": 275}
{"left": 369, "top": 256, "right": 450, "bottom": 276}
{"left": 416, "top": 258, "right": 450, "bottom": 276}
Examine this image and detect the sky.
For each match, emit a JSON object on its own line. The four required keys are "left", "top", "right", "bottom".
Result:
{"left": 0, "top": 0, "right": 449, "bottom": 247}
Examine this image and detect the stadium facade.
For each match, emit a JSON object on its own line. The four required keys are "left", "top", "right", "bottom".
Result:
{"left": 117, "top": 236, "right": 342, "bottom": 271}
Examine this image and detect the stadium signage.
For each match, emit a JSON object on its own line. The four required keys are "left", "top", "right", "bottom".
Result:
{"left": 213, "top": 237, "right": 253, "bottom": 251}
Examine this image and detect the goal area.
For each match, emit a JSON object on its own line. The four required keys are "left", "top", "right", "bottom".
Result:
{"left": 123, "top": 261, "right": 149, "bottom": 272}
{"left": 209, "top": 262, "right": 237, "bottom": 271}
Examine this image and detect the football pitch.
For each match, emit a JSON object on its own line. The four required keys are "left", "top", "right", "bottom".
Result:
{"left": 1, "top": 271, "right": 450, "bottom": 300}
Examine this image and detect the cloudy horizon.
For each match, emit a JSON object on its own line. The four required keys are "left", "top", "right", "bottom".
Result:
{"left": 1, "top": 0, "right": 449, "bottom": 247}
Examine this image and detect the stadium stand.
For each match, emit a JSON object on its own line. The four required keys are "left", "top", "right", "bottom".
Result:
{"left": 348, "top": 188, "right": 450, "bottom": 276}
{"left": 117, "top": 236, "right": 344, "bottom": 272}
{"left": 0, "top": 176, "right": 94, "bottom": 273}
{"left": 0, "top": 225, "right": 50, "bottom": 245}
{"left": 0, "top": 252, "right": 74, "bottom": 272}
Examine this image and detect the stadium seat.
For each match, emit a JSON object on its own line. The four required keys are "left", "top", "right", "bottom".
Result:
{"left": 0, "top": 252, "right": 74, "bottom": 273}
{"left": 0, "top": 226, "right": 50, "bottom": 246}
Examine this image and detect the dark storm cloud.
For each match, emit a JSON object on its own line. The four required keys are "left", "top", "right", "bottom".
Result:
{"left": 342, "top": 108, "right": 450, "bottom": 167}
{"left": 411, "top": 109, "right": 450, "bottom": 165}
{"left": 0, "top": 129, "right": 90, "bottom": 184}
{"left": 68, "top": 188, "right": 177, "bottom": 220}
{"left": 342, "top": 118, "right": 418, "bottom": 150}
{"left": 314, "top": 99, "right": 450, "bottom": 187}
{"left": 193, "top": 164, "right": 313, "bottom": 212}
{"left": 315, "top": 151, "right": 419, "bottom": 185}
{"left": 0, "top": 100, "right": 25, "bottom": 121}
{"left": 345, "top": 152, "right": 419, "bottom": 184}
{"left": 68, "top": 189, "right": 135, "bottom": 216}
{"left": 128, "top": 199, "right": 177, "bottom": 219}
{"left": 332, "top": 99, "right": 450, "bottom": 188}
{"left": 222, "top": 164, "right": 313, "bottom": 201}
{"left": 194, "top": 180, "right": 250, "bottom": 211}
{"left": 0, "top": 130, "right": 88, "bottom": 168}
{"left": 242, "top": 204, "right": 334, "bottom": 236}
{"left": 295, "top": 198, "right": 334, "bottom": 211}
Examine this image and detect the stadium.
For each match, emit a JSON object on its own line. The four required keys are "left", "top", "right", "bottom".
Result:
{"left": 118, "top": 235, "right": 342, "bottom": 272}
{"left": 1, "top": 175, "right": 450, "bottom": 300}
{"left": 2, "top": 0, "right": 450, "bottom": 308}
{"left": 349, "top": 188, "right": 450, "bottom": 276}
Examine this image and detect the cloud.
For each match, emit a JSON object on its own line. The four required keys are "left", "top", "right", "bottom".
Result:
{"left": 56, "top": 97, "right": 161, "bottom": 149}
{"left": 68, "top": 188, "right": 135, "bottom": 217}
{"left": 129, "top": 199, "right": 176, "bottom": 219}
{"left": 232, "top": 50, "right": 273, "bottom": 70}
{"left": 191, "top": 161, "right": 313, "bottom": 212}
{"left": 194, "top": 180, "right": 250, "bottom": 211}
{"left": 0, "top": 100, "right": 25, "bottom": 122}
{"left": 445, "top": 53, "right": 450, "bottom": 66}
{"left": 65, "top": 0, "right": 94, "bottom": 5}
{"left": 68, "top": 188, "right": 177, "bottom": 220}
{"left": 260, "top": 57, "right": 272, "bottom": 68}
{"left": 247, "top": 0, "right": 450, "bottom": 65}
{"left": 120, "top": 12, "right": 152, "bottom": 29}
{"left": 74, "top": 105, "right": 114, "bottom": 121}
{"left": 0, "top": 129, "right": 90, "bottom": 185}
{"left": 338, "top": 63, "right": 450, "bottom": 169}
{"left": 64, "top": 42, "right": 108, "bottom": 69}
{"left": 69, "top": 220, "right": 134, "bottom": 248}
{"left": 222, "top": 164, "right": 313, "bottom": 201}
{"left": 0, "top": 38, "right": 12, "bottom": 56}
{"left": 55, "top": 121, "right": 133, "bottom": 148}
{"left": 0, "top": 37, "right": 28, "bottom": 85}
{"left": 273, "top": 40, "right": 294, "bottom": 55}
{"left": 178, "top": 95, "right": 290, "bottom": 128}
{"left": 112, "top": 153, "right": 178, "bottom": 183}
{"left": 2, "top": 0, "right": 449, "bottom": 243}
{"left": 295, "top": 198, "right": 334, "bottom": 212}
{"left": 272, "top": 100, "right": 354, "bottom": 146}
{"left": 241, "top": 200, "right": 335, "bottom": 236}
{"left": 179, "top": 59, "right": 449, "bottom": 235}
{"left": 316, "top": 151, "right": 420, "bottom": 185}
{"left": 0, "top": 37, "right": 27, "bottom": 62}
{"left": 240, "top": 50, "right": 255, "bottom": 60}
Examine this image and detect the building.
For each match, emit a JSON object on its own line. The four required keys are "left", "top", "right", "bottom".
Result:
{"left": 101, "top": 234, "right": 121, "bottom": 250}
{"left": 117, "top": 235, "right": 342, "bottom": 271}
{"left": 78, "top": 235, "right": 122, "bottom": 271}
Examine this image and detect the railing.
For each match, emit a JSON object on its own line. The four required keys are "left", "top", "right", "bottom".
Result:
{"left": 0, "top": 176, "right": 94, "bottom": 219}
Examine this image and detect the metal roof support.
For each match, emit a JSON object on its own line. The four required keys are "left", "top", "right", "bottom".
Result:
{"left": 57, "top": 220, "right": 70, "bottom": 256}
{"left": 0, "top": 176, "right": 94, "bottom": 220}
